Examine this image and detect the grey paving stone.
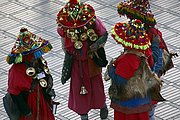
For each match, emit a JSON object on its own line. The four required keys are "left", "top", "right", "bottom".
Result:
{"left": 0, "top": 17, "right": 20, "bottom": 30}
{"left": 18, "top": 0, "right": 47, "bottom": 7}
{"left": 35, "top": 2, "right": 63, "bottom": 14}
{"left": 85, "top": 1, "right": 104, "bottom": 10}
{"left": 13, "top": 9, "right": 44, "bottom": 21}
{"left": 0, "top": 2, "right": 25, "bottom": 14}
{"left": 155, "top": 11, "right": 179, "bottom": 24}
{"left": 95, "top": 7, "right": 117, "bottom": 19}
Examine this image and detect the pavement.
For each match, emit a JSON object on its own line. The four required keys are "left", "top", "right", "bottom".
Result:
{"left": 0, "top": 0, "right": 180, "bottom": 120}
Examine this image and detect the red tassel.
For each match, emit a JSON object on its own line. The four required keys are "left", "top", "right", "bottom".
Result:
{"left": 70, "top": 0, "right": 78, "bottom": 4}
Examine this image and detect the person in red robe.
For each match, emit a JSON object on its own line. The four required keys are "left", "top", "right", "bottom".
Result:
{"left": 56, "top": 0, "right": 108, "bottom": 120}
{"left": 6, "top": 28, "right": 56, "bottom": 120}
{"left": 116, "top": 0, "right": 176, "bottom": 119}
{"left": 109, "top": 19, "right": 163, "bottom": 120}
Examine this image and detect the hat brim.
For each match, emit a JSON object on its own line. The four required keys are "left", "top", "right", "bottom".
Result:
{"left": 56, "top": 3, "right": 95, "bottom": 28}
{"left": 111, "top": 22, "right": 151, "bottom": 51}
{"left": 117, "top": 3, "right": 156, "bottom": 26}
{"left": 7, "top": 37, "right": 52, "bottom": 64}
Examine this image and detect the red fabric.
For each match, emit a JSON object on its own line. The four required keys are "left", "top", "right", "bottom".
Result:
{"left": 70, "top": 0, "right": 78, "bottom": 4}
{"left": 8, "top": 64, "right": 32, "bottom": 95}
{"left": 152, "top": 100, "right": 158, "bottom": 105}
{"left": 19, "top": 90, "right": 55, "bottom": 120}
{"left": 114, "top": 110, "right": 149, "bottom": 120}
{"left": 148, "top": 28, "right": 165, "bottom": 49}
{"left": 8, "top": 64, "right": 55, "bottom": 120}
{"left": 22, "top": 53, "right": 35, "bottom": 63}
{"left": 57, "top": 18, "right": 106, "bottom": 114}
{"left": 57, "top": 27, "right": 74, "bottom": 51}
{"left": 148, "top": 27, "right": 174, "bottom": 70}
{"left": 94, "top": 17, "right": 107, "bottom": 36}
{"left": 113, "top": 54, "right": 140, "bottom": 80}
{"left": 67, "top": 42, "right": 105, "bottom": 114}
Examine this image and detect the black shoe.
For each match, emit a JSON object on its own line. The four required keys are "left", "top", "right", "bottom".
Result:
{"left": 80, "top": 114, "right": 88, "bottom": 120}
{"left": 100, "top": 103, "right": 108, "bottom": 119}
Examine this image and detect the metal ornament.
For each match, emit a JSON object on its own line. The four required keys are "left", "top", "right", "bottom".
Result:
{"left": 39, "top": 79, "right": 47, "bottom": 87}
{"left": 67, "top": 29, "right": 75, "bottom": 38}
{"left": 87, "top": 29, "right": 98, "bottom": 41}
{"left": 74, "top": 41, "right": 83, "bottom": 49}
{"left": 41, "top": 57, "right": 47, "bottom": 66}
{"left": 71, "top": 34, "right": 78, "bottom": 42}
{"left": 80, "top": 33, "right": 88, "bottom": 41}
{"left": 44, "top": 66, "right": 50, "bottom": 74}
{"left": 87, "top": 29, "right": 95, "bottom": 36}
{"left": 26, "top": 67, "right": 36, "bottom": 76}
{"left": 80, "top": 85, "right": 88, "bottom": 95}
{"left": 90, "top": 34, "right": 98, "bottom": 41}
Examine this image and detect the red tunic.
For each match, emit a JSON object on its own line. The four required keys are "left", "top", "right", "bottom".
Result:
{"left": 8, "top": 64, "right": 55, "bottom": 120}
{"left": 57, "top": 17, "right": 106, "bottom": 114}
{"left": 112, "top": 53, "right": 150, "bottom": 120}
{"left": 147, "top": 28, "right": 165, "bottom": 49}
{"left": 114, "top": 110, "right": 149, "bottom": 120}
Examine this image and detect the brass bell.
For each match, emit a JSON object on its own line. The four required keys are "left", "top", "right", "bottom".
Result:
{"left": 74, "top": 41, "right": 83, "bottom": 49}
{"left": 89, "top": 34, "right": 98, "bottom": 41}
{"left": 80, "top": 33, "right": 88, "bottom": 41}
{"left": 80, "top": 85, "right": 88, "bottom": 95}
{"left": 39, "top": 79, "right": 47, "bottom": 87}
{"left": 26, "top": 67, "right": 36, "bottom": 76}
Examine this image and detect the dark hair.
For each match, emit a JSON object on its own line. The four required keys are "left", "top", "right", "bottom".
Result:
{"left": 20, "top": 28, "right": 28, "bottom": 33}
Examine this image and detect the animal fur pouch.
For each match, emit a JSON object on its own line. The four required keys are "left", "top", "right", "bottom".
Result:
{"left": 109, "top": 54, "right": 165, "bottom": 101}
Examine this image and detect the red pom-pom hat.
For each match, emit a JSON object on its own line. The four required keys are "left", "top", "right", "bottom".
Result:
{"left": 56, "top": 0, "right": 95, "bottom": 29}
{"left": 111, "top": 19, "right": 151, "bottom": 51}
{"left": 117, "top": 0, "right": 156, "bottom": 26}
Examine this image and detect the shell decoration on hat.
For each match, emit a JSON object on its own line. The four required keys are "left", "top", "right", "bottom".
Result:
{"left": 111, "top": 19, "right": 151, "bottom": 51}
{"left": 117, "top": 0, "right": 156, "bottom": 26}
{"left": 6, "top": 28, "right": 53, "bottom": 64}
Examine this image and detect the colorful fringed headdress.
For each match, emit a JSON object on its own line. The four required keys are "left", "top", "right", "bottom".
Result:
{"left": 111, "top": 19, "right": 151, "bottom": 51}
{"left": 6, "top": 28, "right": 52, "bottom": 64}
{"left": 56, "top": 0, "right": 95, "bottom": 29}
{"left": 117, "top": 0, "right": 156, "bottom": 26}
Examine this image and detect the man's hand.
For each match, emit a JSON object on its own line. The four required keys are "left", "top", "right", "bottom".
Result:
{"left": 152, "top": 34, "right": 160, "bottom": 43}
{"left": 89, "top": 42, "right": 99, "bottom": 52}
{"left": 25, "top": 112, "right": 32, "bottom": 120}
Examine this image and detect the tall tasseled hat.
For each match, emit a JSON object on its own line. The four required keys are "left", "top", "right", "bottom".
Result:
{"left": 56, "top": 0, "right": 96, "bottom": 29}
{"left": 6, "top": 28, "right": 53, "bottom": 64}
{"left": 117, "top": 0, "right": 156, "bottom": 26}
{"left": 111, "top": 19, "right": 151, "bottom": 51}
